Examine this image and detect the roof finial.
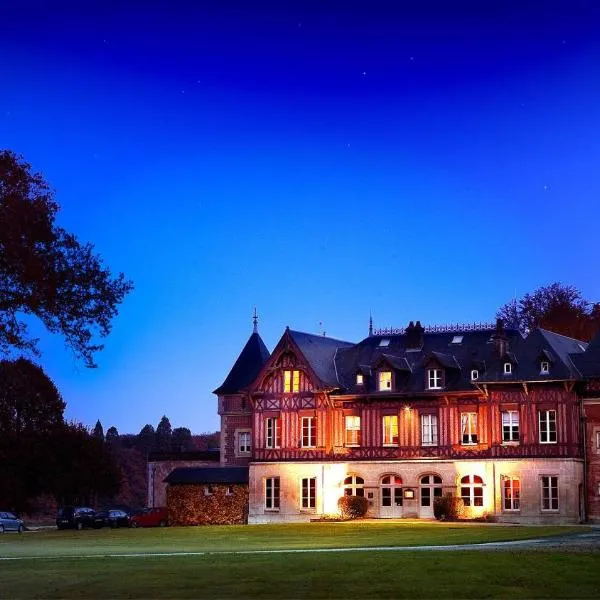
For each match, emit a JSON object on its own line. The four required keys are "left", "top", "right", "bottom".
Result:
{"left": 252, "top": 307, "right": 258, "bottom": 333}
{"left": 369, "top": 311, "right": 373, "bottom": 337}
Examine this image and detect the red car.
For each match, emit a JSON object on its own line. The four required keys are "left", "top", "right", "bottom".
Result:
{"left": 130, "top": 507, "right": 168, "bottom": 528}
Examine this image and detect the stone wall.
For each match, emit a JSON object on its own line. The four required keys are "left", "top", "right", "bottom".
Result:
{"left": 167, "top": 483, "right": 248, "bottom": 525}
{"left": 584, "top": 400, "right": 600, "bottom": 522}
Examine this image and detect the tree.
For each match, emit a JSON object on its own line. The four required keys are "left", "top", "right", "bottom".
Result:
{"left": 497, "top": 283, "right": 600, "bottom": 341}
{"left": 171, "top": 427, "right": 193, "bottom": 452}
{"left": 136, "top": 424, "right": 156, "bottom": 455}
{"left": 0, "top": 150, "right": 133, "bottom": 367}
{"left": 155, "top": 416, "right": 172, "bottom": 452}
{"left": 92, "top": 420, "right": 104, "bottom": 441}
{"left": 106, "top": 426, "right": 119, "bottom": 449}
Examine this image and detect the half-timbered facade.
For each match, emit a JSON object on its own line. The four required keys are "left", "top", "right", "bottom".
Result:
{"left": 215, "top": 317, "right": 600, "bottom": 524}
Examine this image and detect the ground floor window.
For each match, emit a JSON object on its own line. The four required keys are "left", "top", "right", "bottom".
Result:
{"left": 301, "top": 477, "right": 316, "bottom": 509}
{"left": 541, "top": 476, "right": 559, "bottom": 511}
{"left": 344, "top": 475, "right": 365, "bottom": 497}
{"left": 265, "top": 477, "right": 280, "bottom": 510}
{"left": 460, "top": 475, "right": 484, "bottom": 507}
{"left": 420, "top": 474, "right": 443, "bottom": 507}
{"left": 502, "top": 478, "right": 520, "bottom": 510}
{"left": 380, "top": 475, "right": 403, "bottom": 507}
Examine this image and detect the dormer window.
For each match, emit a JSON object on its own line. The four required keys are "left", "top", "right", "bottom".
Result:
{"left": 471, "top": 369, "right": 479, "bottom": 381}
{"left": 503, "top": 362, "right": 512, "bottom": 375}
{"left": 540, "top": 361, "right": 550, "bottom": 375}
{"left": 428, "top": 368, "right": 442, "bottom": 390}
{"left": 379, "top": 339, "right": 390, "bottom": 347}
{"left": 451, "top": 335, "right": 463, "bottom": 344}
{"left": 356, "top": 373, "right": 364, "bottom": 386}
{"left": 378, "top": 371, "right": 392, "bottom": 391}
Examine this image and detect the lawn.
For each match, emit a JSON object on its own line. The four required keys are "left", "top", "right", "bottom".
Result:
{"left": 0, "top": 523, "right": 598, "bottom": 599}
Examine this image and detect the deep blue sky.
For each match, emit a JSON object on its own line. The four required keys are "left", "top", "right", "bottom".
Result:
{"left": 2, "top": 1, "right": 600, "bottom": 434}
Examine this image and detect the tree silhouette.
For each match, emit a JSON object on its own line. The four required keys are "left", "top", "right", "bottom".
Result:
{"left": 136, "top": 424, "right": 156, "bottom": 455}
{"left": 172, "top": 427, "right": 193, "bottom": 452}
{"left": 0, "top": 150, "right": 133, "bottom": 367}
{"left": 93, "top": 420, "right": 104, "bottom": 441}
{"left": 155, "top": 416, "right": 172, "bottom": 452}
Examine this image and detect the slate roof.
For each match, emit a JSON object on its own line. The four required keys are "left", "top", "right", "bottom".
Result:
{"left": 213, "top": 332, "right": 270, "bottom": 394}
{"left": 289, "top": 330, "right": 354, "bottom": 388}
{"left": 164, "top": 466, "right": 249, "bottom": 485}
{"left": 571, "top": 330, "right": 600, "bottom": 377}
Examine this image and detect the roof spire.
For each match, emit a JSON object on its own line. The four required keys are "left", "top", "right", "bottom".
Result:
{"left": 369, "top": 311, "right": 373, "bottom": 336}
{"left": 252, "top": 307, "right": 258, "bottom": 333}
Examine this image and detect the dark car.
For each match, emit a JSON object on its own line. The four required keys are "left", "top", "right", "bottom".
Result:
{"left": 0, "top": 511, "right": 25, "bottom": 533}
{"left": 56, "top": 506, "right": 96, "bottom": 530}
{"left": 130, "top": 507, "right": 168, "bottom": 528}
{"left": 93, "top": 509, "right": 131, "bottom": 528}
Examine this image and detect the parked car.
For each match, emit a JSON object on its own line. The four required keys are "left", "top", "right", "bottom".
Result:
{"left": 56, "top": 506, "right": 96, "bottom": 530}
{"left": 92, "top": 509, "right": 132, "bottom": 529}
{"left": 130, "top": 507, "right": 168, "bottom": 528}
{"left": 0, "top": 512, "right": 24, "bottom": 533}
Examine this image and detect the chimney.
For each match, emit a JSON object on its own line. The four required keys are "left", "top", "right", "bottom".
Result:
{"left": 492, "top": 318, "right": 508, "bottom": 357}
{"left": 405, "top": 320, "right": 424, "bottom": 349}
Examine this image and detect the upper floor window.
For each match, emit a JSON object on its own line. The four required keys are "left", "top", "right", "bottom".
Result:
{"left": 238, "top": 430, "right": 251, "bottom": 454}
{"left": 356, "top": 373, "right": 364, "bottom": 386}
{"left": 345, "top": 415, "right": 361, "bottom": 446}
{"left": 284, "top": 369, "right": 300, "bottom": 393}
{"left": 428, "top": 369, "right": 442, "bottom": 390}
{"left": 301, "top": 416, "right": 317, "bottom": 448}
{"left": 471, "top": 369, "right": 479, "bottom": 381}
{"left": 460, "top": 475, "right": 484, "bottom": 507}
{"left": 461, "top": 412, "right": 478, "bottom": 445}
{"left": 540, "top": 361, "right": 550, "bottom": 375}
{"left": 503, "top": 362, "right": 512, "bottom": 375}
{"left": 421, "top": 413, "right": 438, "bottom": 446}
{"left": 265, "top": 477, "right": 280, "bottom": 510}
{"left": 379, "top": 371, "right": 392, "bottom": 391}
{"left": 265, "top": 417, "right": 281, "bottom": 449}
{"left": 502, "top": 410, "right": 519, "bottom": 443}
{"left": 539, "top": 410, "right": 557, "bottom": 444}
{"left": 596, "top": 431, "right": 600, "bottom": 452}
{"left": 382, "top": 415, "right": 398, "bottom": 446}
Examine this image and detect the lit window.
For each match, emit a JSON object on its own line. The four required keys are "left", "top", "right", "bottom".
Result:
{"left": 596, "top": 431, "right": 600, "bottom": 452}
{"left": 451, "top": 335, "right": 463, "bottom": 344}
{"left": 301, "top": 477, "right": 316, "bottom": 509}
{"left": 238, "top": 431, "right": 251, "bottom": 454}
{"left": 345, "top": 416, "right": 361, "bottom": 446}
{"left": 265, "top": 477, "right": 280, "bottom": 510}
{"left": 460, "top": 475, "right": 484, "bottom": 507}
{"left": 503, "top": 362, "right": 512, "bottom": 375}
{"left": 343, "top": 475, "right": 365, "bottom": 497}
{"left": 502, "top": 411, "right": 519, "bottom": 443}
{"left": 471, "top": 369, "right": 479, "bottom": 381}
{"left": 382, "top": 415, "right": 398, "bottom": 446}
{"left": 265, "top": 417, "right": 281, "bottom": 449}
{"left": 540, "top": 361, "right": 550, "bottom": 375}
{"left": 301, "top": 416, "right": 317, "bottom": 448}
{"left": 428, "top": 369, "right": 442, "bottom": 389}
{"left": 421, "top": 414, "right": 438, "bottom": 446}
{"left": 461, "top": 412, "right": 478, "bottom": 445}
{"left": 283, "top": 370, "right": 300, "bottom": 393}
{"left": 226, "top": 486, "right": 234, "bottom": 496}
{"left": 503, "top": 478, "right": 520, "bottom": 511}
{"left": 379, "top": 371, "right": 392, "bottom": 391}
{"left": 356, "top": 373, "right": 364, "bottom": 386}
{"left": 539, "top": 410, "right": 557, "bottom": 444}
{"left": 379, "top": 339, "right": 390, "bottom": 347}
{"left": 541, "top": 476, "right": 558, "bottom": 511}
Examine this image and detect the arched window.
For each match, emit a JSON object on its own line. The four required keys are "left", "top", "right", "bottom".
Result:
{"left": 460, "top": 475, "right": 484, "bottom": 507}
{"left": 419, "top": 474, "right": 443, "bottom": 507}
{"left": 380, "top": 475, "right": 402, "bottom": 507}
{"left": 344, "top": 475, "right": 365, "bottom": 497}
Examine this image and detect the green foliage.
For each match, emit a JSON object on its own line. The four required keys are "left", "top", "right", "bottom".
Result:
{"left": 337, "top": 495, "right": 369, "bottom": 519}
{"left": 497, "top": 282, "right": 600, "bottom": 341}
{"left": 0, "top": 150, "right": 133, "bottom": 367}
{"left": 433, "top": 493, "right": 465, "bottom": 521}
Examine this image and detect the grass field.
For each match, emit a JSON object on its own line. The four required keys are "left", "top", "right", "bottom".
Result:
{"left": 0, "top": 522, "right": 598, "bottom": 598}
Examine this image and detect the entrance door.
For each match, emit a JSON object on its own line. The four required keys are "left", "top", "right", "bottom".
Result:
{"left": 380, "top": 475, "right": 403, "bottom": 518}
{"left": 419, "top": 474, "right": 443, "bottom": 518}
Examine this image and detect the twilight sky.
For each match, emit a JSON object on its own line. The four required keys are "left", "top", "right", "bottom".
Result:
{"left": 2, "top": 1, "right": 600, "bottom": 435}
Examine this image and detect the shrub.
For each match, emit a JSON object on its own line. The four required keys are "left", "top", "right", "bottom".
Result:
{"left": 433, "top": 493, "right": 465, "bottom": 521}
{"left": 337, "top": 495, "right": 369, "bottom": 519}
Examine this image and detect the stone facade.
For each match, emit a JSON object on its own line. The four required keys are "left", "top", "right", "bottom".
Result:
{"left": 167, "top": 483, "right": 248, "bottom": 525}
{"left": 584, "top": 399, "right": 600, "bottom": 522}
